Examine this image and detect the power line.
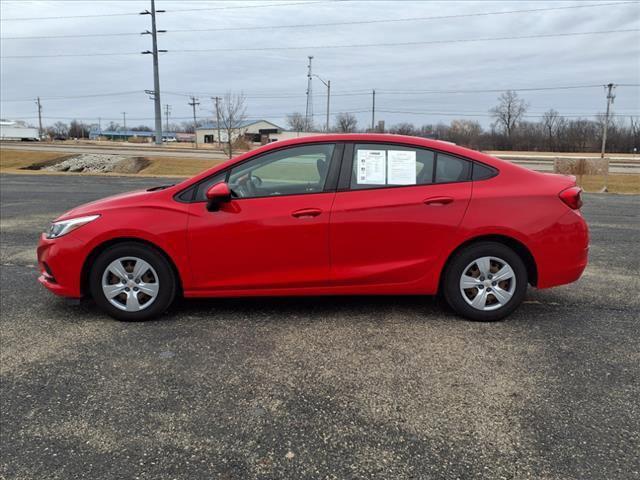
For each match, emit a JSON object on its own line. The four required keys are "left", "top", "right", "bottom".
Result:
{"left": 167, "top": 2, "right": 640, "bottom": 33}
{"left": 376, "top": 84, "right": 615, "bottom": 95}
{"left": 9, "top": 107, "right": 638, "bottom": 123}
{"left": 3, "top": 29, "right": 637, "bottom": 59}
{"left": 0, "top": 1, "right": 332, "bottom": 21}
{"left": 7, "top": 111, "right": 372, "bottom": 122}
{"left": 164, "top": 83, "right": 640, "bottom": 100}
{"left": 0, "top": 91, "right": 143, "bottom": 102}
{"left": 377, "top": 109, "right": 636, "bottom": 118}
{"left": 171, "top": 29, "right": 640, "bottom": 53}
{"left": 3, "top": 2, "right": 636, "bottom": 40}
{"left": 159, "top": 0, "right": 336, "bottom": 13}
{"left": 3, "top": 83, "right": 638, "bottom": 105}
{"left": 2, "top": 32, "right": 142, "bottom": 40}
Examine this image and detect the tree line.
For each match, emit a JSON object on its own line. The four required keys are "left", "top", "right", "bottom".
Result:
{"left": 287, "top": 90, "right": 639, "bottom": 153}
{"left": 34, "top": 90, "right": 639, "bottom": 153}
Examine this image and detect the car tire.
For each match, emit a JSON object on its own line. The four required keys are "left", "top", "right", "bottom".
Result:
{"left": 89, "top": 242, "right": 176, "bottom": 321}
{"left": 443, "top": 241, "right": 528, "bottom": 321}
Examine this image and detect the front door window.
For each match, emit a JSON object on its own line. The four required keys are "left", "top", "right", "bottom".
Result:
{"left": 228, "top": 144, "right": 335, "bottom": 198}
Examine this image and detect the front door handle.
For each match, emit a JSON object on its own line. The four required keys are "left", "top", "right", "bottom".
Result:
{"left": 291, "top": 208, "right": 322, "bottom": 218}
{"left": 423, "top": 196, "right": 454, "bottom": 206}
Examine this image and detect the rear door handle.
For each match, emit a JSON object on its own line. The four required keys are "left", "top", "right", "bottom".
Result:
{"left": 291, "top": 208, "right": 322, "bottom": 218}
{"left": 423, "top": 196, "right": 454, "bottom": 206}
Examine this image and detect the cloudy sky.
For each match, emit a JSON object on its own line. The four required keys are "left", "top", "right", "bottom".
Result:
{"left": 1, "top": 0, "right": 639, "bottom": 130}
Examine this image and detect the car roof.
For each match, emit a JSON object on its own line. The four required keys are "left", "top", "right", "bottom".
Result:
{"left": 248, "top": 133, "right": 515, "bottom": 165}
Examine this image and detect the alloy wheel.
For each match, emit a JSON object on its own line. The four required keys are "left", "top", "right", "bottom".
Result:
{"left": 459, "top": 256, "right": 516, "bottom": 311}
{"left": 101, "top": 256, "right": 160, "bottom": 312}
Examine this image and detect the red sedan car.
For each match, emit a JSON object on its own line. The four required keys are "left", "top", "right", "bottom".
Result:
{"left": 37, "top": 134, "right": 588, "bottom": 321}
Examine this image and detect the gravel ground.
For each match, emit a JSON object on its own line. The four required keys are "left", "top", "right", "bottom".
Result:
{"left": 43, "top": 154, "right": 146, "bottom": 173}
{"left": 0, "top": 174, "right": 639, "bottom": 480}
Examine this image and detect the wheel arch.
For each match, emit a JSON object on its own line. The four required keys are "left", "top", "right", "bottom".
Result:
{"left": 80, "top": 237, "right": 184, "bottom": 298}
{"left": 439, "top": 234, "right": 538, "bottom": 291}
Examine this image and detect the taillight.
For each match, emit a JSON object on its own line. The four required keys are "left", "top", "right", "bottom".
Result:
{"left": 559, "top": 186, "right": 583, "bottom": 210}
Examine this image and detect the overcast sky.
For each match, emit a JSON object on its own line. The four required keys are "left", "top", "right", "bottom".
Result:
{"left": 1, "top": 0, "right": 639, "bottom": 130}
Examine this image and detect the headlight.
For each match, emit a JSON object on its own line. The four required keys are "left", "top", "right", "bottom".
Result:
{"left": 46, "top": 214, "right": 100, "bottom": 239}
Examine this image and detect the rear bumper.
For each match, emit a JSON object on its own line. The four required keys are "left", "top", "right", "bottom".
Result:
{"left": 535, "top": 209, "right": 589, "bottom": 289}
{"left": 37, "top": 233, "right": 85, "bottom": 298}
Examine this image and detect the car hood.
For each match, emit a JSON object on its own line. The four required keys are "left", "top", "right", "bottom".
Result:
{"left": 55, "top": 189, "right": 155, "bottom": 221}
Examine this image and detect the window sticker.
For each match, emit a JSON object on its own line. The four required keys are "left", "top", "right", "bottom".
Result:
{"left": 356, "top": 149, "right": 386, "bottom": 184}
{"left": 387, "top": 150, "right": 417, "bottom": 185}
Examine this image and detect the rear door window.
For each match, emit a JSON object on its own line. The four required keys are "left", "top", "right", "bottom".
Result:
{"left": 350, "top": 144, "right": 435, "bottom": 190}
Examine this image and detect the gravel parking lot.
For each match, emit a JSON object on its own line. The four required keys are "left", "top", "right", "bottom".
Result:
{"left": 1, "top": 174, "right": 639, "bottom": 479}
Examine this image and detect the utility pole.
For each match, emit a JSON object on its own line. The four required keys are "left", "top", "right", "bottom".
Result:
{"left": 371, "top": 89, "right": 376, "bottom": 131}
{"left": 213, "top": 96, "right": 222, "bottom": 147}
{"left": 312, "top": 75, "right": 331, "bottom": 132}
{"left": 98, "top": 117, "right": 101, "bottom": 136}
{"left": 188, "top": 96, "right": 200, "bottom": 149}
{"left": 600, "top": 83, "right": 616, "bottom": 192}
{"left": 35, "top": 97, "right": 43, "bottom": 140}
{"left": 164, "top": 104, "right": 171, "bottom": 134}
{"left": 326, "top": 80, "right": 331, "bottom": 132}
{"left": 305, "top": 56, "right": 314, "bottom": 131}
{"left": 600, "top": 83, "right": 616, "bottom": 158}
{"left": 121, "top": 112, "right": 127, "bottom": 131}
{"left": 141, "top": 0, "right": 167, "bottom": 145}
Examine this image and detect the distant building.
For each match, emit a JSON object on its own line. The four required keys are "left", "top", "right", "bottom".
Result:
{"left": 175, "top": 133, "right": 195, "bottom": 143}
{"left": 0, "top": 120, "right": 40, "bottom": 141}
{"left": 88, "top": 127, "right": 176, "bottom": 142}
{"left": 196, "top": 120, "right": 283, "bottom": 145}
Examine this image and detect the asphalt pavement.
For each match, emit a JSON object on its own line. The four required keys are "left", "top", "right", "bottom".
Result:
{"left": 1, "top": 174, "right": 639, "bottom": 479}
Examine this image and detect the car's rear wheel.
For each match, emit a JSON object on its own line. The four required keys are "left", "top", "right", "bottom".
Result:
{"left": 443, "top": 241, "right": 528, "bottom": 321}
{"left": 89, "top": 242, "right": 176, "bottom": 321}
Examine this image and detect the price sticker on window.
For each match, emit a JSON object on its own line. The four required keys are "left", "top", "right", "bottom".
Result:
{"left": 356, "top": 149, "right": 386, "bottom": 184}
{"left": 387, "top": 150, "right": 417, "bottom": 185}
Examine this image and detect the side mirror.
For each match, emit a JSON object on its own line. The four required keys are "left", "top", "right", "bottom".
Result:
{"left": 205, "top": 182, "right": 231, "bottom": 211}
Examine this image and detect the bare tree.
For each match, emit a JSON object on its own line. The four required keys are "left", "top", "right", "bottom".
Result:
{"left": 390, "top": 122, "right": 416, "bottom": 136}
{"left": 490, "top": 90, "right": 528, "bottom": 145}
{"left": 219, "top": 92, "right": 248, "bottom": 158}
{"left": 286, "top": 112, "right": 312, "bottom": 132}
{"left": 52, "top": 121, "right": 69, "bottom": 138}
{"left": 448, "top": 119, "right": 483, "bottom": 147}
{"left": 336, "top": 112, "right": 358, "bottom": 132}
{"left": 630, "top": 117, "right": 640, "bottom": 153}
{"left": 68, "top": 119, "right": 90, "bottom": 139}
{"left": 542, "top": 109, "right": 560, "bottom": 150}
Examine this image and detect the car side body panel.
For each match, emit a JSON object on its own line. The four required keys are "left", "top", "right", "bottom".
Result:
{"left": 329, "top": 182, "right": 472, "bottom": 291}
{"left": 185, "top": 192, "right": 336, "bottom": 291}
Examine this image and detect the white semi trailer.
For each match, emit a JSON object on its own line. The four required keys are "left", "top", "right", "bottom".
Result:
{"left": 0, "top": 121, "right": 40, "bottom": 141}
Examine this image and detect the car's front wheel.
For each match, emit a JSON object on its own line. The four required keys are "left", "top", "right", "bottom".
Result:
{"left": 443, "top": 241, "right": 528, "bottom": 321}
{"left": 89, "top": 242, "right": 176, "bottom": 321}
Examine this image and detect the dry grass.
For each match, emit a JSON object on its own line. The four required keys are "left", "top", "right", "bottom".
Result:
{"left": 1, "top": 147, "right": 638, "bottom": 193}
{"left": 139, "top": 156, "right": 224, "bottom": 176}
{"left": 0, "top": 149, "right": 73, "bottom": 171}
{"left": 577, "top": 174, "right": 640, "bottom": 194}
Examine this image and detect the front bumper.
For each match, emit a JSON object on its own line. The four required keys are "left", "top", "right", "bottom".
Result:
{"left": 37, "top": 233, "right": 85, "bottom": 298}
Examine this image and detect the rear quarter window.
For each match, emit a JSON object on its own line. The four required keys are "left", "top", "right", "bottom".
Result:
{"left": 472, "top": 162, "right": 498, "bottom": 180}
{"left": 434, "top": 154, "right": 471, "bottom": 183}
